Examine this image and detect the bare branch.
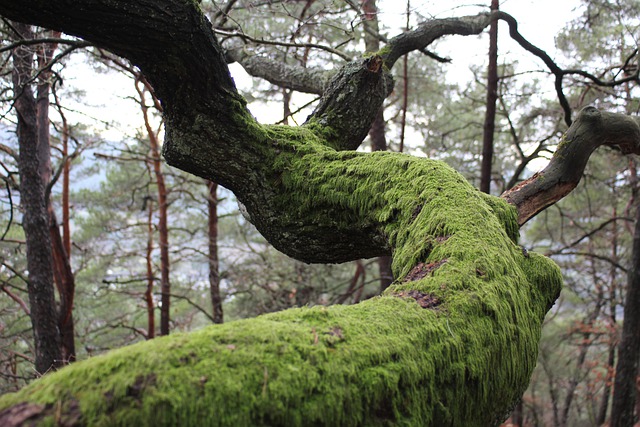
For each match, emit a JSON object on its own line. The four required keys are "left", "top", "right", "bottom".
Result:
{"left": 226, "top": 49, "right": 332, "bottom": 94}
{"left": 0, "top": 37, "right": 90, "bottom": 53}
{"left": 502, "top": 107, "right": 640, "bottom": 225}
{"left": 215, "top": 28, "right": 352, "bottom": 61}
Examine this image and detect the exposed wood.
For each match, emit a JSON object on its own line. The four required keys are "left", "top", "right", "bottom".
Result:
{"left": 501, "top": 107, "right": 640, "bottom": 226}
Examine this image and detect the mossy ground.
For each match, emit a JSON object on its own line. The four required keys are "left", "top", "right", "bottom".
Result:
{"left": 0, "top": 132, "right": 562, "bottom": 426}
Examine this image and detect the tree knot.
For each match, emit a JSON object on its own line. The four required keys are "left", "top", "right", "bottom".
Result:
{"left": 365, "top": 55, "right": 383, "bottom": 73}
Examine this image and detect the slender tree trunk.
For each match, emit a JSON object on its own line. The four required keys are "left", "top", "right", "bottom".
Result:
{"left": 36, "top": 32, "right": 76, "bottom": 363}
{"left": 145, "top": 196, "right": 155, "bottom": 338}
{"left": 49, "top": 211, "right": 76, "bottom": 361}
{"left": 58, "top": 104, "right": 76, "bottom": 361}
{"left": 398, "top": 0, "right": 410, "bottom": 154}
{"left": 480, "top": 0, "right": 499, "bottom": 194}
{"left": 611, "top": 178, "right": 640, "bottom": 426}
{"left": 597, "top": 208, "right": 620, "bottom": 425}
{"left": 137, "top": 80, "right": 171, "bottom": 335}
{"left": 511, "top": 401, "right": 523, "bottom": 426}
{"left": 11, "top": 22, "right": 62, "bottom": 374}
{"left": 153, "top": 146, "right": 170, "bottom": 336}
{"left": 207, "top": 181, "right": 223, "bottom": 324}
{"left": 60, "top": 106, "right": 71, "bottom": 258}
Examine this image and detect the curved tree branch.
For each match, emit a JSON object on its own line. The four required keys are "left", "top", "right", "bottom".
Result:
{"left": 225, "top": 48, "right": 332, "bottom": 95}
{"left": 0, "top": 1, "right": 565, "bottom": 425}
{"left": 215, "top": 28, "right": 353, "bottom": 61}
{"left": 502, "top": 107, "right": 640, "bottom": 226}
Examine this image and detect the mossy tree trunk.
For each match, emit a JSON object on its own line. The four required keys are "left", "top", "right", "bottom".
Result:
{"left": 0, "top": 1, "right": 638, "bottom": 425}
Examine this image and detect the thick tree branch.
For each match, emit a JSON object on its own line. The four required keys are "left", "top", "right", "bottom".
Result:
{"left": 225, "top": 48, "right": 331, "bottom": 95}
{"left": 381, "top": 13, "right": 494, "bottom": 68}
{"left": 0, "top": 2, "right": 565, "bottom": 425}
{"left": 502, "top": 107, "right": 640, "bottom": 225}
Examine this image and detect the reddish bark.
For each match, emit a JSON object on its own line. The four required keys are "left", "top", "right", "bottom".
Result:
{"left": 135, "top": 77, "right": 172, "bottom": 336}
{"left": 145, "top": 196, "right": 155, "bottom": 338}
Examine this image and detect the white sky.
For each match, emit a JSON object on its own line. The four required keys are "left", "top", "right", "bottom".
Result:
{"left": 58, "top": 0, "right": 583, "bottom": 142}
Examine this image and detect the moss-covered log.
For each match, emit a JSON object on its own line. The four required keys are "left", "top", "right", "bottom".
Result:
{"left": 0, "top": 156, "right": 562, "bottom": 425}
{"left": 0, "top": 0, "right": 583, "bottom": 425}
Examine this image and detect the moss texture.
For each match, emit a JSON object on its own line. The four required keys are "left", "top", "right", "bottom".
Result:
{"left": 0, "top": 139, "right": 562, "bottom": 426}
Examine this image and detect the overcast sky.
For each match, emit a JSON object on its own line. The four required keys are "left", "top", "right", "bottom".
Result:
{"left": 60, "top": 0, "right": 584, "bottom": 142}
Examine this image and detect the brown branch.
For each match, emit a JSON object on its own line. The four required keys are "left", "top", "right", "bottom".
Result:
{"left": 0, "top": 284, "right": 30, "bottom": 315}
{"left": 501, "top": 107, "right": 640, "bottom": 226}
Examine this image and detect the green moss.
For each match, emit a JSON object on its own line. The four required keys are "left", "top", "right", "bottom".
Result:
{"left": 1, "top": 122, "right": 563, "bottom": 426}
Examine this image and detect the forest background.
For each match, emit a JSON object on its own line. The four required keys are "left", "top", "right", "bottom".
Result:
{"left": 0, "top": 0, "right": 639, "bottom": 425}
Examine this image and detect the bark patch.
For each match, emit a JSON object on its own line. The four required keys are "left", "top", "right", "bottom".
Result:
{"left": 323, "top": 326, "right": 345, "bottom": 347}
{"left": 0, "top": 402, "right": 47, "bottom": 427}
{"left": 393, "top": 290, "right": 441, "bottom": 309}
{"left": 0, "top": 400, "right": 82, "bottom": 427}
{"left": 403, "top": 259, "right": 447, "bottom": 282}
{"left": 126, "top": 373, "right": 157, "bottom": 399}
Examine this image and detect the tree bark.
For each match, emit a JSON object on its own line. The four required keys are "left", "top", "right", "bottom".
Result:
{"left": 480, "top": 0, "right": 499, "bottom": 194}
{"left": 0, "top": 2, "right": 635, "bottom": 425}
{"left": 11, "top": 22, "right": 62, "bottom": 375}
{"left": 36, "top": 32, "right": 77, "bottom": 363}
{"left": 611, "top": 191, "right": 640, "bottom": 426}
{"left": 146, "top": 97, "right": 171, "bottom": 336}
{"left": 361, "top": 0, "right": 394, "bottom": 292}
{"left": 502, "top": 107, "right": 640, "bottom": 225}
{"left": 207, "top": 181, "right": 223, "bottom": 324}
{"left": 144, "top": 196, "right": 155, "bottom": 339}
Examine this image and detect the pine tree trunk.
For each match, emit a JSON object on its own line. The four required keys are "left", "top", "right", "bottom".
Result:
{"left": 611, "top": 192, "right": 640, "bottom": 426}
{"left": 11, "top": 22, "right": 62, "bottom": 374}
{"left": 480, "top": 0, "right": 499, "bottom": 194}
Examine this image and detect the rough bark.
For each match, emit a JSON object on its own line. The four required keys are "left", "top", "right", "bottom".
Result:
{"left": 611, "top": 196, "right": 640, "bottom": 426}
{"left": 0, "top": 1, "right": 633, "bottom": 425}
{"left": 501, "top": 107, "right": 640, "bottom": 225}
{"left": 225, "top": 49, "right": 331, "bottom": 95}
{"left": 480, "top": 0, "right": 499, "bottom": 194}
{"left": 11, "top": 22, "right": 62, "bottom": 374}
{"left": 37, "top": 33, "right": 77, "bottom": 363}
